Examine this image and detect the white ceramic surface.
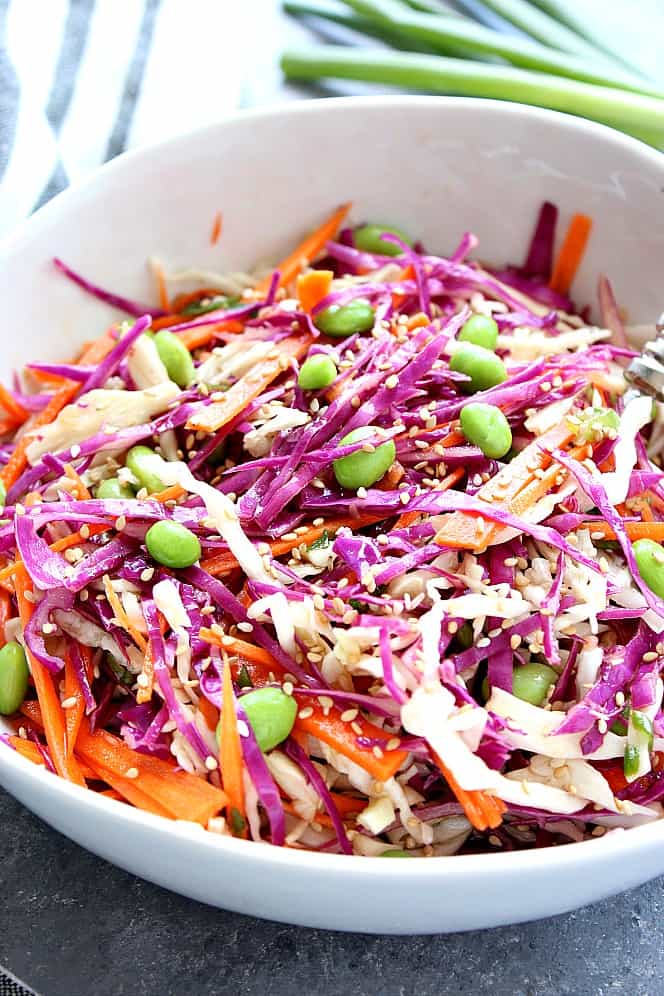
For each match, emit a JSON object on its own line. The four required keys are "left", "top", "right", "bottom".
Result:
{"left": 1, "top": 97, "right": 663, "bottom": 934}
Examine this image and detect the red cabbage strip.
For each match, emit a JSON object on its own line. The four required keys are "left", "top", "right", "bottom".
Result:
{"left": 552, "top": 448, "right": 664, "bottom": 619}
{"left": 66, "top": 537, "right": 137, "bottom": 593}
{"left": 142, "top": 600, "right": 212, "bottom": 761}
{"left": 284, "top": 738, "right": 352, "bottom": 854}
{"left": 450, "top": 231, "right": 479, "bottom": 264}
{"left": 24, "top": 589, "right": 75, "bottom": 673}
{"left": 181, "top": 566, "right": 316, "bottom": 687}
{"left": 551, "top": 638, "right": 581, "bottom": 703}
{"left": 304, "top": 487, "right": 601, "bottom": 575}
{"left": 15, "top": 514, "right": 70, "bottom": 589}
{"left": 166, "top": 299, "right": 262, "bottom": 335}
{"left": 451, "top": 609, "right": 570, "bottom": 674}
{"left": 78, "top": 314, "right": 151, "bottom": 394}
{"left": 555, "top": 624, "right": 655, "bottom": 738}
{"left": 27, "top": 730, "right": 57, "bottom": 773}
{"left": 53, "top": 258, "right": 164, "bottom": 318}
{"left": 523, "top": 201, "right": 558, "bottom": 279}
{"left": 598, "top": 275, "right": 628, "bottom": 350}
{"left": 486, "top": 547, "right": 515, "bottom": 693}
{"left": 372, "top": 543, "right": 443, "bottom": 587}
{"left": 68, "top": 641, "right": 96, "bottom": 714}
{"left": 293, "top": 686, "right": 400, "bottom": 718}
{"left": 120, "top": 701, "right": 170, "bottom": 757}
{"left": 382, "top": 233, "right": 431, "bottom": 316}
{"left": 378, "top": 625, "right": 408, "bottom": 705}
{"left": 28, "top": 362, "right": 94, "bottom": 382}
{"left": 235, "top": 701, "right": 285, "bottom": 846}
{"left": 324, "top": 239, "right": 385, "bottom": 273}
{"left": 489, "top": 270, "right": 572, "bottom": 311}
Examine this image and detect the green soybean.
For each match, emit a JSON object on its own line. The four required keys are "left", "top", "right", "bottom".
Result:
{"left": 450, "top": 343, "right": 507, "bottom": 393}
{"left": 145, "top": 520, "right": 201, "bottom": 569}
{"left": 380, "top": 849, "right": 414, "bottom": 857}
{"left": 95, "top": 477, "right": 136, "bottom": 500}
{"left": 315, "top": 298, "right": 375, "bottom": 338}
{"left": 298, "top": 353, "right": 337, "bottom": 390}
{"left": 633, "top": 538, "right": 664, "bottom": 598}
{"left": 458, "top": 313, "right": 499, "bottom": 350}
{"left": 354, "top": 224, "right": 412, "bottom": 257}
{"left": 236, "top": 687, "right": 297, "bottom": 753}
{"left": 460, "top": 402, "right": 512, "bottom": 459}
{"left": 126, "top": 445, "right": 166, "bottom": 495}
{"left": 0, "top": 642, "right": 29, "bottom": 715}
{"left": 154, "top": 329, "right": 195, "bottom": 387}
{"left": 333, "top": 426, "right": 396, "bottom": 490}
{"left": 512, "top": 662, "right": 559, "bottom": 707}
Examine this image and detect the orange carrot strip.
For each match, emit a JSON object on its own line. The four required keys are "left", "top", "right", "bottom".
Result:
{"left": 0, "top": 588, "right": 11, "bottom": 639}
{"left": 63, "top": 462, "right": 91, "bottom": 500}
{"left": 64, "top": 646, "right": 87, "bottom": 758}
{"left": 210, "top": 211, "right": 223, "bottom": 245}
{"left": 200, "top": 512, "right": 385, "bottom": 577}
{"left": 549, "top": 213, "right": 592, "bottom": 295}
{"left": 76, "top": 723, "right": 226, "bottom": 824}
{"left": 200, "top": 631, "right": 407, "bottom": 780}
{"left": 435, "top": 423, "right": 576, "bottom": 551}
{"left": 255, "top": 203, "right": 351, "bottom": 293}
{"left": 103, "top": 576, "right": 148, "bottom": 653}
{"left": 186, "top": 334, "right": 312, "bottom": 433}
{"left": 82, "top": 756, "right": 173, "bottom": 819}
{"left": 152, "top": 259, "right": 170, "bottom": 312}
{"left": 171, "top": 288, "right": 225, "bottom": 312}
{"left": 151, "top": 483, "right": 186, "bottom": 503}
{"left": 296, "top": 270, "right": 334, "bottom": 314}
{"left": 1, "top": 333, "right": 115, "bottom": 490}
{"left": 582, "top": 520, "right": 664, "bottom": 542}
{"left": 7, "top": 737, "right": 48, "bottom": 767}
{"left": 433, "top": 750, "right": 505, "bottom": 831}
{"left": 177, "top": 319, "right": 245, "bottom": 352}
{"left": 220, "top": 655, "right": 246, "bottom": 831}
{"left": 198, "top": 696, "right": 219, "bottom": 733}
{"left": 14, "top": 566, "right": 86, "bottom": 786}
{"left": 0, "top": 385, "right": 28, "bottom": 424}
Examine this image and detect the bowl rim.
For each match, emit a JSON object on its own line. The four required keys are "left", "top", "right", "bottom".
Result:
{"left": 1, "top": 93, "right": 663, "bottom": 877}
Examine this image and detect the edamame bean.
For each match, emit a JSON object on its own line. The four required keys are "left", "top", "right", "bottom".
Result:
{"left": 0, "top": 642, "right": 29, "bottom": 715}
{"left": 154, "top": 330, "right": 195, "bottom": 388}
{"left": 512, "top": 662, "right": 559, "bottom": 707}
{"left": 237, "top": 687, "right": 297, "bottom": 752}
{"left": 354, "top": 224, "right": 412, "bottom": 257}
{"left": 298, "top": 353, "right": 337, "bottom": 390}
{"left": 333, "top": 426, "right": 396, "bottom": 490}
{"left": 633, "top": 538, "right": 664, "bottom": 598}
{"left": 95, "top": 477, "right": 136, "bottom": 500}
{"left": 458, "top": 314, "right": 499, "bottom": 350}
{"left": 380, "top": 849, "right": 414, "bottom": 857}
{"left": 126, "top": 445, "right": 166, "bottom": 494}
{"left": 315, "top": 298, "right": 375, "bottom": 338}
{"left": 449, "top": 343, "right": 507, "bottom": 393}
{"left": 145, "top": 520, "right": 201, "bottom": 569}
{"left": 460, "top": 402, "right": 512, "bottom": 459}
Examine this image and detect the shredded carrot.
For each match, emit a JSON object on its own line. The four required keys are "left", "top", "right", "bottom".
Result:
{"left": 151, "top": 259, "right": 170, "bottom": 312}
{"left": 1, "top": 332, "right": 115, "bottom": 490}
{"left": 76, "top": 722, "right": 226, "bottom": 824}
{"left": 0, "top": 385, "right": 28, "bottom": 425}
{"left": 63, "top": 462, "right": 91, "bottom": 500}
{"left": 14, "top": 566, "right": 86, "bottom": 786}
{"left": 7, "top": 737, "right": 48, "bottom": 767}
{"left": 151, "top": 483, "right": 186, "bottom": 503}
{"left": 198, "top": 695, "right": 219, "bottom": 732}
{"left": 137, "top": 641, "right": 155, "bottom": 705}
{"left": 64, "top": 646, "right": 87, "bottom": 758}
{"left": 210, "top": 211, "right": 223, "bottom": 246}
{"left": 549, "top": 213, "right": 592, "bottom": 295}
{"left": 407, "top": 312, "right": 429, "bottom": 331}
{"left": 0, "top": 587, "right": 11, "bottom": 636}
{"left": 103, "top": 576, "right": 148, "bottom": 653}
{"left": 186, "top": 333, "right": 312, "bottom": 433}
{"left": 201, "top": 631, "right": 407, "bottom": 780}
{"left": 200, "top": 512, "right": 385, "bottom": 577}
{"left": 177, "top": 319, "right": 245, "bottom": 352}
{"left": 433, "top": 750, "right": 505, "bottom": 831}
{"left": 220, "top": 655, "right": 246, "bottom": 832}
{"left": 296, "top": 270, "right": 334, "bottom": 314}
{"left": 254, "top": 203, "right": 351, "bottom": 293}
{"left": 170, "top": 287, "right": 224, "bottom": 312}
{"left": 582, "top": 520, "right": 664, "bottom": 542}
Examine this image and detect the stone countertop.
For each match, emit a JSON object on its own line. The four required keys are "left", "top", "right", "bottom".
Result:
{"left": 1, "top": 790, "right": 662, "bottom": 996}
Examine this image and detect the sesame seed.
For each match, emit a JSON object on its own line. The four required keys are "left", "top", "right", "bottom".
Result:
{"left": 643, "top": 651, "right": 658, "bottom": 663}
{"left": 372, "top": 746, "right": 384, "bottom": 759}
{"left": 386, "top": 738, "right": 401, "bottom": 751}
{"left": 447, "top": 621, "right": 458, "bottom": 634}
{"left": 61, "top": 696, "right": 77, "bottom": 709}
{"left": 125, "top": 767, "right": 140, "bottom": 780}
{"left": 510, "top": 634, "right": 521, "bottom": 650}
{"left": 115, "top": 515, "right": 127, "bottom": 531}
{"left": 42, "top": 622, "right": 56, "bottom": 635}
{"left": 136, "top": 673, "right": 150, "bottom": 688}
{"left": 298, "top": 707, "right": 314, "bottom": 720}
{"left": 356, "top": 486, "right": 368, "bottom": 499}
{"left": 283, "top": 681, "right": 294, "bottom": 696}
{"left": 476, "top": 637, "right": 491, "bottom": 649}
{"left": 205, "top": 756, "right": 219, "bottom": 771}
{"left": 313, "top": 517, "right": 325, "bottom": 527}
{"left": 80, "top": 525, "right": 90, "bottom": 540}
{"left": 385, "top": 374, "right": 398, "bottom": 389}
{"left": 351, "top": 396, "right": 361, "bottom": 409}
{"left": 237, "top": 621, "right": 254, "bottom": 633}
{"left": 140, "top": 567, "right": 155, "bottom": 583}
{"left": 400, "top": 491, "right": 410, "bottom": 505}
{"left": 488, "top": 835, "right": 502, "bottom": 847}
{"left": 615, "top": 691, "right": 625, "bottom": 707}
{"left": 341, "top": 708, "right": 358, "bottom": 722}
{"left": 350, "top": 721, "right": 363, "bottom": 735}
{"left": 591, "top": 825, "right": 606, "bottom": 837}
{"left": 70, "top": 444, "right": 81, "bottom": 458}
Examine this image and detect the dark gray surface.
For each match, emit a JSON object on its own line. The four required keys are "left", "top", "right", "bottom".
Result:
{"left": 0, "top": 786, "right": 662, "bottom": 996}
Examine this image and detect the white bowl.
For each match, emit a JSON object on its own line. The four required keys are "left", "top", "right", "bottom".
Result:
{"left": 1, "top": 96, "right": 663, "bottom": 934}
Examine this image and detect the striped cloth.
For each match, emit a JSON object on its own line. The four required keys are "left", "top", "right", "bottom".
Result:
{"left": 0, "top": 0, "right": 272, "bottom": 235}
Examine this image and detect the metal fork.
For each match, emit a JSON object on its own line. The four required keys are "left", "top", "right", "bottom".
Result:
{"left": 625, "top": 312, "right": 664, "bottom": 400}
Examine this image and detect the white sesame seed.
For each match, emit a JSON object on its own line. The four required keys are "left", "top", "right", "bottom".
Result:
{"left": 125, "top": 767, "right": 140, "bottom": 780}
{"left": 61, "top": 696, "right": 78, "bottom": 709}
{"left": 385, "top": 374, "right": 399, "bottom": 389}
{"left": 298, "top": 707, "right": 314, "bottom": 720}
{"left": 282, "top": 681, "right": 294, "bottom": 696}
{"left": 70, "top": 444, "right": 81, "bottom": 458}
{"left": 205, "top": 756, "right": 219, "bottom": 771}
{"left": 140, "top": 567, "right": 155, "bottom": 583}
{"left": 356, "top": 486, "right": 368, "bottom": 499}
{"left": 341, "top": 708, "right": 358, "bottom": 722}
{"left": 136, "top": 673, "right": 150, "bottom": 688}
{"left": 237, "top": 621, "right": 254, "bottom": 633}
{"left": 115, "top": 515, "right": 127, "bottom": 531}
